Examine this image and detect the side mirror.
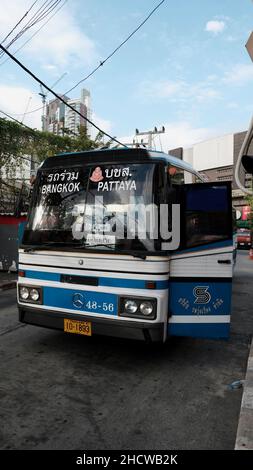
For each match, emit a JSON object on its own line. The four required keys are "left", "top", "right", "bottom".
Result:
{"left": 241, "top": 155, "right": 253, "bottom": 173}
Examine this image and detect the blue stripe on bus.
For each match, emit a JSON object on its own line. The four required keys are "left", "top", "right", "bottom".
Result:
{"left": 43, "top": 286, "right": 118, "bottom": 316}
{"left": 174, "top": 239, "right": 233, "bottom": 255}
{"left": 168, "top": 322, "right": 230, "bottom": 339}
{"left": 25, "top": 270, "right": 60, "bottom": 281}
{"left": 24, "top": 270, "right": 168, "bottom": 290}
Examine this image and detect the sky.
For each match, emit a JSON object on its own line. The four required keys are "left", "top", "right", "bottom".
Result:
{"left": 0, "top": 0, "right": 252, "bottom": 152}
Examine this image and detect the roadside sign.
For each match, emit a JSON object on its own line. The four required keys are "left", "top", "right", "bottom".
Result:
{"left": 246, "top": 31, "right": 253, "bottom": 62}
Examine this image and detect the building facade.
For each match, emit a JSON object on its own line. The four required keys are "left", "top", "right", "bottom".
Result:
{"left": 64, "top": 99, "right": 87, "bottom": 136}
{"left": 45, "top": 88, "right": 90, "bottom": 137}
{"left": 169, "top": 131, "right": 253, "bottom": 210}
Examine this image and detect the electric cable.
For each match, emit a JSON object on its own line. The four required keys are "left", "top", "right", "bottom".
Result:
{"left": 0, "top": 44, "right": 127, "bottom": 147}
{"left": 0, "top": 108, "right": 36, "bottom": 132}
{"left": 12, "top": 0, "right": 166, "bottom": 118}
{"left": 0, "top": 0, "right": 39, "bottom": 44}
{"left": 66, "top": 0, "right": 166, "bottom": 95}
{"left": 0, "top": 0, "right": 68, "bottom": 67}
{"left": 0, "top": 1, "right": 63, "bottom": 59}
{"left": 0, "top": 109, "right": 40, "bottom": 165}
{"left": 0, "top": 1, "right": 62, "bottom": 57}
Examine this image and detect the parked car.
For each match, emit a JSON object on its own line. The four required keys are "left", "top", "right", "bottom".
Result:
{"left": 237, "top": 228, "right": 251, "bottom": 248}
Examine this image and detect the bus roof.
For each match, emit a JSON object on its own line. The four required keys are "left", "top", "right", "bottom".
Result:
{"left": 40, "top": 147, "right": 202, "bottom": 178}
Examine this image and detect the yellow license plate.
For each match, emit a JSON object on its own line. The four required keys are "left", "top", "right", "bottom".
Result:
{"left": 64, "top": 319, "right": 92, "bottom": 336}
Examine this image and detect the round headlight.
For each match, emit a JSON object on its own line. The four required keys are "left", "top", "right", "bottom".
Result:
{"left": 140, "top": 301, "right": 153, "bottom": 316}
{"left": 30, "top": 288, "right": 40, "bottom": 301}
{"left": 20, "top": 286, "right": 29, "bottom": 300}
{"left": 124, "top": 299, "right": 138, "bottom": 314}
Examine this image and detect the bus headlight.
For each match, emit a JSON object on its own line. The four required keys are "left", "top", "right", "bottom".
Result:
{"left": 18, "top": 285, "right": 42, "bottom": 304}
{"left": 119, "top": 297, "right": 156, "bottom": 319}
{"left": 124, "top": 300, "right": 138, "bottom": 314}
{"left": 140, "top": 301, "right": 153, "bottom": 316}
{"left": 20, "top": 286, "right": 29, "bottom": 300}
{"left": 30, "top": 288, "right": 40, "bottom": 302}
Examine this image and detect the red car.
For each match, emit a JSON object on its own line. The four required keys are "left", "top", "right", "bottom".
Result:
{"left": 237, "top": 229, "right": 251, "bottom": 248}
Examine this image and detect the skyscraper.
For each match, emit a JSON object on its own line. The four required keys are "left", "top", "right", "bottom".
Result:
{"left": 45, "top": 88, "right": 91, "bottom": 137}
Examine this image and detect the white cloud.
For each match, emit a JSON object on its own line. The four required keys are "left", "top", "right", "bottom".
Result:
{"left": 120, "top": 122, "right": 217, "bottom": 153}
{"left": 205, "top": 20, "right": 225, "bottom": 35}
{"left": 222, "top": 64, "right": 253, "bottom": 85}
{"left": 139, "top": 79, "right": 221, "bottom": 104}
{"left": 225, "top": 35, "right": 237, "bottom": 42}
{"left": 90, "top": 113, "right": 113, "bottom": 140}
{"left": 42, "top": 64, "right": 58, "bottom": 72}
{"left": 0, "top": 85, "right": 42, "bottom": 129}
{"left": 158, "top": 122, "right": 217, "bottom": 151}
{"left": 226, "top": 102, "right": 239, "bottom": 109}
{"left": 141, "top": 80, "right": 184, "bottom": 99}
{"left": 0, "top": 0, "right": 97, "bottom": 68}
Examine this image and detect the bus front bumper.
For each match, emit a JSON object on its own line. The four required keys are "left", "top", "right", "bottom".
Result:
{"left": 18, "top": 306, "right": 164, "bottom": 343}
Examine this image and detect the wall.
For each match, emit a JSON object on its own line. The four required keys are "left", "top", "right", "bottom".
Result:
{"left": 190, "top": 133, "right": 234, "bottom": 171}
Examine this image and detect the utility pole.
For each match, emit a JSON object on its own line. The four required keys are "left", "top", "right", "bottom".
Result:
{"left": 135, "top": 126, "right": 165, "bottom": 149}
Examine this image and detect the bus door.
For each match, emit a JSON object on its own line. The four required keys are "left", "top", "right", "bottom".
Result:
{"left": 168, "top": 182, "right": 233, "bottom": 339}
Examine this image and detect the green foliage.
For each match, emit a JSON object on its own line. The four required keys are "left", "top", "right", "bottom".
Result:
{"left": 0, "top": 118, "right": 106, "bottom": 213}
{"left": 0, "top": 118, "right": 101, "bottom": 170}
{"left": 0, "top": 118, "right": 32, "bottom": 176}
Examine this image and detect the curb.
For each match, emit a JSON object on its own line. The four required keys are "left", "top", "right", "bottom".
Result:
{"left": 235, "top": 337, "right": 253, "bottom": 450}
{"left": 0, "top": 281, "right": 17, "bottom": 291}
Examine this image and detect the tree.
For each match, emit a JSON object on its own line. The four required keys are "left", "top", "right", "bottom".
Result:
{"left": 0, "top": 117, "right": 100, "bottom": 168}
{"left": 0, "top": 117, "right": 102, "bottom": 213}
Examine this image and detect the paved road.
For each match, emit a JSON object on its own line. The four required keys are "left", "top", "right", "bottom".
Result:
{"left": 0, "top": 251, "right": 252, "bottom": 450}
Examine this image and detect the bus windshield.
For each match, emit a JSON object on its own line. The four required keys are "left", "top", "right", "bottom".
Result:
{"left": 22, "top": 162, "right": 161, "bottom": 253}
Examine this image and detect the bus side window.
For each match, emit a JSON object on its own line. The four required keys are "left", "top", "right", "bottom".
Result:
{"left": 167, "top": 165, "right": 196, "bottom": 185}
{"left": 168, "top": 166, "right": 184, "bottom": 185}
{"left": 183, "top": 184, "right": 232, "bottom": 249}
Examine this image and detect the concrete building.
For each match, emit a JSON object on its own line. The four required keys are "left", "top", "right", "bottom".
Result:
{"left": 45, "top": 95, "right": 69, "bottom": 136}
{"left": 169, "top": 131, "right": 253, "bottom": 210}
{"left": 45, "top": 88, "right": 90, "bottom": 137}
{"left": 81, "top": 89, "right": 92, "bottom": 137}
{"left": 64, "top": 99, "right": 87, "bottom": 136}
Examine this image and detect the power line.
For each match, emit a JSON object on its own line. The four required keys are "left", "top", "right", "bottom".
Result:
{"left": 0, "top": 0, "right": 39, "bottom": 44}
{"left": 0, "top": 1, "right": 63, "bottom": 59}
{"left": 0, "top": 109, "right": 38, "bottom": 165}
{"left": 0, "top": 44, "right": 126, "bottom": 148}
{"left": 66, "top": 0, "right": 166, "bottom": 95}
{"left": 0, "top": 108, "right": 36, "bottom": 132}
{"left": 0, "top": 1, "right": 62, "bottom": 58}
{"left": 12, "top": 0, "right": 166, "bottom": 118}
{"left": 0, "top": 0, "right": 68, "bottom": 67}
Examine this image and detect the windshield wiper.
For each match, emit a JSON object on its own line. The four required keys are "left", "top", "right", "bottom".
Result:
{"left": 23, "top": 242, "right": 147, "bottom": 259}
{"left": 23, "top": 242, "right": 83, "bottom": 253}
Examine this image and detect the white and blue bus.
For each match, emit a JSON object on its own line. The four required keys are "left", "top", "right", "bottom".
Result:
{"left": 18, "top": 148, "right": 234, "bottom": 343}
